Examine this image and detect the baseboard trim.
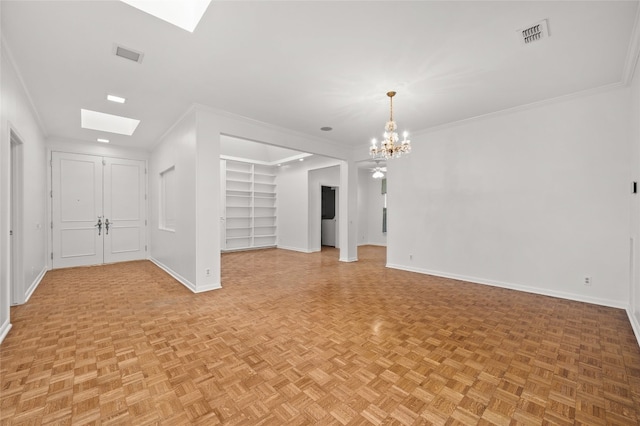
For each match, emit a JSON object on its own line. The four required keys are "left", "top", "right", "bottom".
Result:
{"left": 277, "top": 245, "right": 314, "bottom": 254}
{"left": 0, "top": 319, "right": 12, "bottom": 345}
{"left": 149, "top": 257, "right": 196, "bottom": 293}
{"left": 386, "top": 263, "right": 627, "bottom": 310}
{"left": 194, "top": 282, "right": 222, "bottom": 293}
{"left": 340, "top": 257, "right": 358, "bottom": 263}
{"left": 627, "top": 309, "right": 640, "bottom": 348}
{"left": 24, "top": 267, "right": 48, "bottom": 303}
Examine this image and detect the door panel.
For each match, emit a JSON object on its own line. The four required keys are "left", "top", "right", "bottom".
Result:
{"left": 60, "top": 228, "right": 100, "bottom": 257}
{"left": 52, "top": 153, "right": 146, "bottom": 268}
{"left": 103, "top": 157, "right": 146, "bottom": 264}
{"left": 52, "top": 152, "right": 104, "bottom": 268}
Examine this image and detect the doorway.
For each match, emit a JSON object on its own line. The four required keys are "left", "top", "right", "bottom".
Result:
{"left": 9, "top": 131, "right": 23, "bottom": 305}
{"left": 51, "top": 152, "right": 147, "bottom": 268}
{"left": 321, "top": 185, "right": 338, "bottom": 247}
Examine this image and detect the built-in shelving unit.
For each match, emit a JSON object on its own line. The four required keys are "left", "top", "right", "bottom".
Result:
{"left": 221, "top": 159, "right": 277, "bottom": 251}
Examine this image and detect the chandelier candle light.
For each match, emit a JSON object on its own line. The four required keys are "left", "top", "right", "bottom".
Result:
{"left": 370, "top": 91, "right": 411, "bottom": 160}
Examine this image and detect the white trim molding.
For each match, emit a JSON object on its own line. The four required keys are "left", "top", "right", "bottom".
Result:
{"left": 149, "top": 257, "right": 196, "bottom": 293}
{"left": 149, "top": 257, "right": 221, "bottom": 294}
{"left": 194, "top": 282, "right": 222, "bottom": 293}
{"left": 276, "top": 245, "right": 315, "bottom": 254}
{"left": 0, "top": 319, "right": 12, "bottom": 345}
{"left": 386, "top": 263, "right": 628, "bottom": 310}
{"left": 24, "top": 266, "right": 47, "bottom": 304}
{"left": 628, "top": 309, "right": 640, "bottom": 348}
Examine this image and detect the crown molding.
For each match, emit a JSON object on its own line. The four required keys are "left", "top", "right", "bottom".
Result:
{"left": 412, "top": 82, "right": 625, "bottom": 137}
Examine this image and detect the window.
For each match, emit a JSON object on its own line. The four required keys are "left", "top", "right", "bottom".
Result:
{"left": 160, "top": 166, "right": 176, "bottom": 231}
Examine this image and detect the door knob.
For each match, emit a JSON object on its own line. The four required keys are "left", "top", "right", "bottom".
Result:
{"left": 95, "top": 217, "right": 102, "bottom": 236}
{"left": 105, "top": 218, "right": 110, "bottom": 235}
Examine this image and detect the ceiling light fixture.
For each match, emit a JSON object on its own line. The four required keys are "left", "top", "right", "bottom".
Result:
{"left": 97, "top": 138, "right": 110, "bottom": 143}
{"left": 370, "top": 91, "right": 411, "bottom": 160}
{"left": 371, "top": 160, "right": 386, "bottom": 179}
{"left": 107, "top": 94, "right": 126, "bottom": 103}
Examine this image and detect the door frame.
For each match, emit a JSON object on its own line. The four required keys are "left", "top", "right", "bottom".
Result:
{"left": 317, "top": 183, "right": 339, "bottom": 250}
{"left": 320, "top": 185, "right": 338, "bottom": 248}
{"left": 9, "top": 129, "right": 24, "bottom": 305}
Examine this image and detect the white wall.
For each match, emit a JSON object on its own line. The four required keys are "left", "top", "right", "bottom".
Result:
{"left": 149, "top": 110, "right": 198, "bottom": 289}
{"left": 309, "top": 165, "right": 340, "bottom": 251}
{"left": 630, "top": 59, "right": 640, "bottom": 338}
{"left": 357, "top": 168, "right": 387, "bottom": 246}
{"left": 357, "top": 169, "right": 369, "bottom": 246}
{"left": 367, "top": 175, "right": 387, "bottom": 246}
{"left": 277, "top": 160, "right": 311, "bottom": 252}
{"left": 194, "top": 110, "right": 221, "bottom": 292}
{"left": 0, "top": 41, "right": 48, "bottom": 342}
{"left": 276, "top": 156, "right": 341, "bottom": 253}
{"left": 388, "top": 87, "right": 632, "bottom": 309}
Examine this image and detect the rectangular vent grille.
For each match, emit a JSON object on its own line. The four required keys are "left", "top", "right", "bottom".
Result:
{"left": 519, "top": 19, "right": 549, "bottom": 45}
{"left": 113, "top": 44, "right": 144, "bottom": 63}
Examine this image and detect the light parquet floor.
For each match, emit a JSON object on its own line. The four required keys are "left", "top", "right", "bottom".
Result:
{"left": 1, "top": 246, "right": 640, "bottom": 425}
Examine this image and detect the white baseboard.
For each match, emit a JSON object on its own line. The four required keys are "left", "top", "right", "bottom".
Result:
{"left": 358, "top": 242, "right": 387, "bottom": 247}
{"left": 0, "top": 319, "right": 12, "bottom": 345}
{"left": 149, "top": 258, "right": 221, "bottom": 294}
{"left": 194, "top": 282, "right": 222, "bottom": 293}
{"left": 627, "top": 309, "right": 640, "bottom": 348}
{"left": 386, "top": 263, "right": 628, "bottom": 310}
{"left": 149, "top": 257, "right": 196, "bottom": 293}
{"left": 277, "top": 245, "right": 314, "bottom": 253}
{"left": 340, "top": 257, "right": 358, "bottom": 262}
{"left": 24, "top": 266, "right": 48, "bottom": 303}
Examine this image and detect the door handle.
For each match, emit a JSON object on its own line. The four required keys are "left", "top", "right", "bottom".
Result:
{"left": 95, "top": 217, "right": 102, "bottom": 236}
{"left": 105, "top": 218, "right": 110, "bottom": 235}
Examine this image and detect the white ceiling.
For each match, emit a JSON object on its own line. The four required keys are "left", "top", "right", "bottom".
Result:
{"left": 2, "top": 1, "right": 638, "bottom": 152}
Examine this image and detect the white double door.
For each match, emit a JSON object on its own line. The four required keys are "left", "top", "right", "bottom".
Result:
{"left": 52, "top": 152, "right": 147, "bottom": 268}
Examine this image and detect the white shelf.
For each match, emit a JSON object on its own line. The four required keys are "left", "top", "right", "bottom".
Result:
{"left": 222, "top": 159, "right": 278, "bottom": 252}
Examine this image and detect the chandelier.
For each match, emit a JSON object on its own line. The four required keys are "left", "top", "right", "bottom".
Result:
{"left": 370, "top": 91, "right": 411, "bottom": 160}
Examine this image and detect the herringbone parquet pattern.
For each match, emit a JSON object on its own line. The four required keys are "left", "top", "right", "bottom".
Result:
{"left": 1, "top": 246, "right": 639, "bottom": 425}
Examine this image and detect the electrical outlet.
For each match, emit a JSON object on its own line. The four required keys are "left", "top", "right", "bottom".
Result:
{"left": 584, "top": 276, "right": 592, "bottom": 286}
{"left": 409, "top": 254, "right": 413, "bottom": 261}
{"left": 205, "top": 268, "right": 211, "bottom": 277}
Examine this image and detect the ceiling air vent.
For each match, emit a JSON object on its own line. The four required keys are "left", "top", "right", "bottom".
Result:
{"left": 519, "top": 19, "right": 550, "bottom": 45}
{"left": 113, "top": 44, "right": 144, "bottom": 63}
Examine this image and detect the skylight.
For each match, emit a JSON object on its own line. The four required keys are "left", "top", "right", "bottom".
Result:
{"left": 81, "top": 109, "right": 140, "bottom": 136}
{"left": 120, "top": 0, "right": 212, "bottom": 33}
